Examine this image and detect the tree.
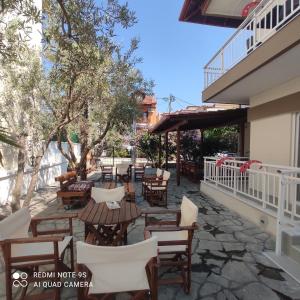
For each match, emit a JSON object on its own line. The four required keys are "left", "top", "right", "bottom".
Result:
{"left": 22, "top": 0, "right": 148, "bottom": 204}
{"left": 136, "top": 132, "right": 176, "bottom": 166}
{"left": 49, "top": 0, "right": 152, "bottom": 179}
{"left": 0, "top": 0, "right": 40, "bottom": 62}
{"left": 203, "top": 126, "right": 238, "bottom": 156}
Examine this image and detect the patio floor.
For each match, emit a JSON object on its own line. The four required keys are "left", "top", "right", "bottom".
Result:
{"left": 2, "top": 169, "right": 300, "bottom": 299}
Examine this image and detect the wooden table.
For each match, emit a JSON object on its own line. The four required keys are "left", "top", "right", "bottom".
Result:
{"left": 78, "top": 200, "right": 141, "bottom": 246}
{"left": 103, "top": 181, "right": 136, "bottom": 202}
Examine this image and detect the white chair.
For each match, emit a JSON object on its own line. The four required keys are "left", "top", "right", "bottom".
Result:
{"left": 144, "top": 196, "right": 198, "bottom": 294}
{"left": 144, "top": 170, "right": 171, "bottom": 207}
{"left": 116, "top": 163, "right": 131, "bottom": 182}
{"left": 76, "top": 237, "right": 158, "bottom": 299}
{"left": 0, "top": 208, "right": 75, "bottom": 300}
{"left": 91, "top": 186, "right": 125, "bottom": 203}
{"left": 142, "top": 168, "right": 163, "bottom": 196}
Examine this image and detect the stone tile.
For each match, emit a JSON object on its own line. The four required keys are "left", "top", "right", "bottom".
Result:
{"left": 2, "top": 169, "right": 300, "bottom": 299}
{"left": 198, "top": 240, "right": 223, "bottom": 251}
{"left": 236, "top": 282, "right": 280, "bottom": 300}
{"left": 221, "top": 261, "right": 257, "bottom": 283}
{"left": 200, "top": 282, "right": 222, "bottom": 297}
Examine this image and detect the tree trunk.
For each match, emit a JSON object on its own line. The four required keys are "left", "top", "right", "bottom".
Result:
{"left": 78, "top": 103, "right": 89, "bottom": 180}
{"left": 57, "top": 128, "right": 77, "bottom": 170}
{"left": 22, "top": 154, "right": 43, "bottom": 208}
{"left": 11, "top": 135, "right": 26, "bottom": 212}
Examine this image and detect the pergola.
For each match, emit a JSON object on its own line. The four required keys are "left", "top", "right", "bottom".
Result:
{"left": 150, "top": 108, "right": 248, "bottom": 186}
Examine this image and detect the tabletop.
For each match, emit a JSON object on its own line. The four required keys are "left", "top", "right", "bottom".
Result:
{"left": 78, "top": 200, "right": 141, "bottom": 225}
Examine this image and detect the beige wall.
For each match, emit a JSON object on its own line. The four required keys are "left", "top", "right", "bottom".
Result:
{"left": 244, "top": 122, "right": 250, "bottom": 157}
{"left": 251, "top": 76, "right": 300, "bottom": 107}
{"left": 248, "top": 92, "right": 300, "bottom": 166}
{"left": 249, "top": 113, "right": 293, "bottom": 165}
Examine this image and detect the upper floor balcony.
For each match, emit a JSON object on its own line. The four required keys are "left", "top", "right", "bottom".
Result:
{"left": 204, "top": 0, "right": 300, "bottom": 90}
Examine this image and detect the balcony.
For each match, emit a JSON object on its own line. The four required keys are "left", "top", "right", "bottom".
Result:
{"left": 204, "top": 0, "right": 300, "bottom": 89}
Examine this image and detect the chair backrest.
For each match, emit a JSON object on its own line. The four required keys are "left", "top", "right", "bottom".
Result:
{"left": 162, "top": 170, "right": 171, "bottom": 181}
{"left": 77, "top": 237, "right": 157, "bottom": 294}
{"left": 116, "top": 163, "right": 130, "bottom": 175}
{"left": 179, "top": 196, "right": 198, "bottom": 227}
{"left": 55, "top": 171, "right": 77, "bottom": 189}
{"left": 0, "top": 208, "right": 31, "bottom": 240}
{"left": 156, "top": 168, "right": 163, "bottom": 177}
{"left": 91, "top": 186, "right": 125, "bottom": 203}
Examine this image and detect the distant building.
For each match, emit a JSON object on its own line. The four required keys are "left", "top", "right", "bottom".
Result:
{"left": 136, "top": 95, "right": 160, "bottom": 132}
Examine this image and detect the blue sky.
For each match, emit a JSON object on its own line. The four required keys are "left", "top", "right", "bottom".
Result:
{"left": 116, "top": 0, "right": 234, "bottom": 113}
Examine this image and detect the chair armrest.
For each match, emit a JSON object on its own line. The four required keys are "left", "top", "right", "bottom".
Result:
{"left": 31, "top": 213, "right": 78, "bottom": 222}
{"left": 0, "top": 236, "right": 64, "bottom": 245}
{"left": 141, "top": 209, "right": 180, "bottom": 215}
{"left": 145, "top": 225, "right": 197, "bottom": 232}
{"left": 31, "top": 213, "right": 77, "bottom": 237}
{"left": 142, "top": 209, "right": 181, "bottom": 227}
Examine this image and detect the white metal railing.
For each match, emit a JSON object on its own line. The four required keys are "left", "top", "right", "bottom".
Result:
{"left": 204, "top": 0, "right": 300, "bottom": 88}
{"left": 204, "top": 157, "right": 300, "bottom": 223}
{"left": 276, "top": 170, "right": 300, "bottom": 255}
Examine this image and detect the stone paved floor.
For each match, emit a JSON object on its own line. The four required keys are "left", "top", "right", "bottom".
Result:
{"left": 1, "top": 169, "right": 300, "bottom": 299}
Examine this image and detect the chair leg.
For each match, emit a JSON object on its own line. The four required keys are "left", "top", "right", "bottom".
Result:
{"left": 5, "top": 263, "right": 12, "bottom": 300}
{"left": 70, "top": 240, "right": 74, "bottom": 271}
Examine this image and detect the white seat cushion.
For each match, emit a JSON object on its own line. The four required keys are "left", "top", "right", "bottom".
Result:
{"left": 92, "top": 186, "right": 125, "bottom": 203}
{"left": 11, "top": 236, "right": 72, "bottom": 265}
{"left": 180, "top": 196, "right": 198, "bottom": 227}
{"left": 147, "top": 186, "right": 167, "bottom": 191}
{"left": 77, "top": 237, "right": 157, "bottom": 294}
{"left": 0, "top": 208, "right": 31, "bottom": 240}
{"left": 151, "top": 231, "right": 187, "bottom": 253}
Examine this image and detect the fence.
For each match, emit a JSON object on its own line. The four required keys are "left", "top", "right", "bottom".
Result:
{"left": 204, "top": 157, "right": 300, "bottom": 224}
{"left": 204, "top": 0, "right": 300, "bottom": 87}
{"left": 0, "top": 142, "right": 80, "bottom": 205}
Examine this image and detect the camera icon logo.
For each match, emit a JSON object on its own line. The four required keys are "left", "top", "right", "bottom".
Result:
{"left": 12, "top": 272, "right": 28, "bottom": 287}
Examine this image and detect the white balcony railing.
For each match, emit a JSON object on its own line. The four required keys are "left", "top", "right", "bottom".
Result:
{"left": 204, "top": 0, "right": 300, "bottom": 88}
{"left": 204, "top": 157, "right": 300, "bottom": 224}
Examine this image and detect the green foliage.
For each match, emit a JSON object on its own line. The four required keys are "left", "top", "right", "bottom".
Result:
{"left": 137, "top": 132, "right": 160, "bottom": 164}
{"left": 104, "top": 130, "right": 130, "bottom": 158}
{"left": 181, "top": 132, "right": 202, "bottom": 162}
{"left": 203, "top": 126, "right": 239, "bottom": 156}
{"left": 136, "top": 132, "right": 176, "bottom": 165}
{"left": 0, "top": 0, "right": 41, "bottom": 62}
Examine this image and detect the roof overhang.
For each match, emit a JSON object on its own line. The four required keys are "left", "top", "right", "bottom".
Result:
{"left": 150, "top": 108, "right": 248, "bottom": 134}
{"left": 179, "top": 0, "right": 245, "bottom": 28}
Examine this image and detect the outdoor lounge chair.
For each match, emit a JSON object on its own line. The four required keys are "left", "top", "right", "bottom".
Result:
{"left": 0, "top": 207, "right": 76, "bottom": 300}
{"left": 76, "top": 236, "right": 158, "bottom": 300}
{"left": 144, "top": 196, "right": 198, "bottom": 294}
{"left": 100, "top": 165, "right": 113, "bottom": 181}
{"left": 116, "top": 163, "right": 131, "bottom": 182}
{"left": 91, "top": 186, "right": 125, "bottom": 203}
{"left": 142, "top": 168, "right": 163, "bottom": 195}
{"left": 134, "top": 163, "right": 146, "bottom": 181}
{"left": 144, "top": 170, "right": 170, "bottom": 207}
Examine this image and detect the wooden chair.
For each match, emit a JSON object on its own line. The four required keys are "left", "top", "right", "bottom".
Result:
{"left": 142, "top": 168, "right": 163, "bottom": 196}
{"left": 55, "top": 171, "right": 94, "bottom": 208}
{"left": 134, "top": 163, "right": 145, "bottom": 181}
{"left": 0, "top": 208, "right": 76, "bottom": 300}
{"left": 91, "top": 186, "right": 125, "bottom": 203}
{"left": 116, "top": 163, "right": 131, "bottom": 182}
{"left": 144, "top": 196, "right": 198, "bottom": 294}
{"left": 144, "top": 171, "right": 171, "bottom": 207}
{"left": 76, "top": 237, "right": 158, "bottom": 300}
{"left": 100, "top": 165, "right": 113, "bottom": 182}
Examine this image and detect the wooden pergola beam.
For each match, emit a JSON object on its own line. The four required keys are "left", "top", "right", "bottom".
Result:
{"left": 176, "top": 129, "right": 181, "bottom": 186}
{"left": 165, "top": 132, "right": 169, "bottom": 170}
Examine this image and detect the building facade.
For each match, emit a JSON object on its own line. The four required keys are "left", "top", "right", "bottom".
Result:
{"left": 180, "top": 0, "right": 300, "bottom": 280}
{"left": 136, "top": 95, "right": 160, "bottom": 132}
